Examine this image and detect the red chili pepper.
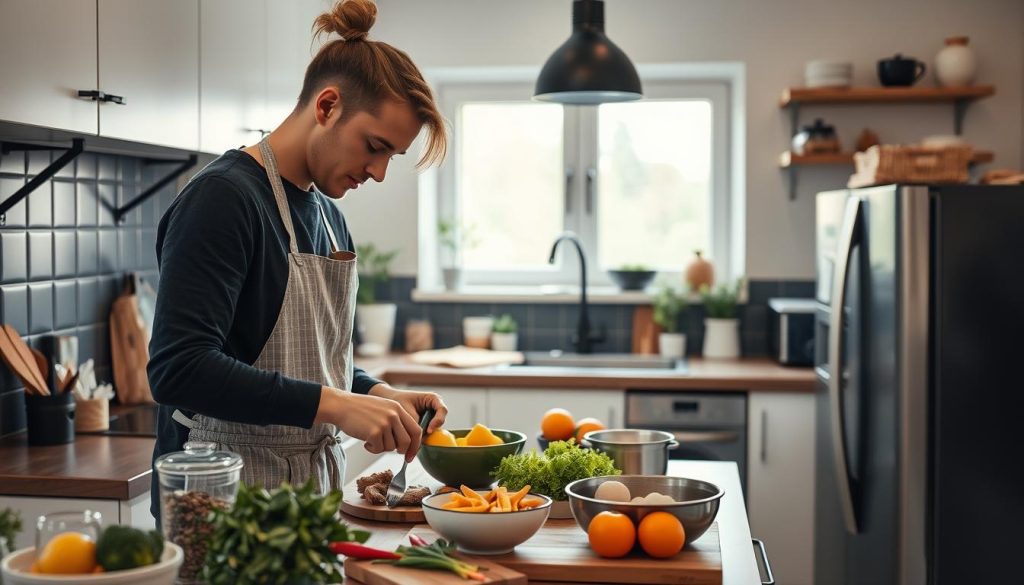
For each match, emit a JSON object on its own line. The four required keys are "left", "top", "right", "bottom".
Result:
{"left": 329, "top": 541, "right": 403, "bottom": 560}
{"left": 408, "top": 534, "right": 429, "bottom": 547}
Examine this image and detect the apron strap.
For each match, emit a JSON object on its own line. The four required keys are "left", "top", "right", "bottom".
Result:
{"left": 315, "top": 196, "right": 341, "bottom": 255}
{"left": 172, "top": 409, "right": 198, "bottom": 429}
{"left": 258, "top": 138, "right": 301, "bottom": 258}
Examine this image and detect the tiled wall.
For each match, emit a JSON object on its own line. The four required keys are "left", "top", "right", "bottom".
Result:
{"left": 0, "top": 147, "right": 176, "bottom": 436}
{"left": 371, "top": 277, "right": 816, "bottom": 356}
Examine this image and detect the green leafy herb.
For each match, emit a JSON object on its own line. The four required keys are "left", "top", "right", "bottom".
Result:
{"left": 378, "top": 538, "right": 486, "bottom": 581}
{"left": 0, "top": 507, "right": 22, "bottom": 547}
{"left": 356, "top": 243, "right": 398, "bottom": 305}
{"left": 203, "top": 480, "right": 370, "bottom": 585}
{"left": 493, "top": 439, "right": 620, "bottom": 501}
{"left": 617, "top": 263, "right": 650, "bottom": 272}
{"left": 653, "top": 286, "right": 688, "bottom": 333}
{"left": 700, "top": 277, "right": 744, "bottom": 319}
{"left": 492, "top": 314, "right": 517, "bottom": 334}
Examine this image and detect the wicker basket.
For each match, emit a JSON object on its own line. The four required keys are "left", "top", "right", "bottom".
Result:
{"left": 849, "top": 145, "right": 972, "bottom": 187}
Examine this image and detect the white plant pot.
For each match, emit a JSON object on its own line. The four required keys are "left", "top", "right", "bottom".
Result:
{"left": 442, "top": 267, "right": 462, "bottom": 290}
{"left": 356, "top": 303, "right": 397, "bottom": 356}
{"left": 491, "top": 332, "right": 518, "bottom": 352}
{"left": 658, "top": 332, "right": 686, "bottom": 360}
{"left": 935, "top": 39, "right": 977, "bottom": 87}
{"left": 703, "top": 318, "right": 740, "bottom": 359}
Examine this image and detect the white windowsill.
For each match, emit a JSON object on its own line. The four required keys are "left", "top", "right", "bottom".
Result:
{"left": 411, "top": 286, "right": 655, "bottom": 304}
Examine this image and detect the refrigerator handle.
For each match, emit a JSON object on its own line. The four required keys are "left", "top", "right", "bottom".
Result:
{"left": 828, "top": 195, "right": 862, "bottom": 535}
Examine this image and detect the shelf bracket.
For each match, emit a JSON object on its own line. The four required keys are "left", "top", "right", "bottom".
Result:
{"left": 114, "top": 154, "right": 197, "bottom": 224}
{"left": 953, "top": 99, "right": 968, "bottom": 136}
{"left": 0, "top": 138, "right": 85, "bottom": 226}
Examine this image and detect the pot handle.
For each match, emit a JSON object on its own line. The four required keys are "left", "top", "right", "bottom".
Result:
{"left": 667, "top": 439, "right": 679, "bottom": 450}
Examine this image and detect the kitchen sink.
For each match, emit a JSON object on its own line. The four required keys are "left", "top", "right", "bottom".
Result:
{"left": 497, "top": 351, "right": 688, "bottom": 375}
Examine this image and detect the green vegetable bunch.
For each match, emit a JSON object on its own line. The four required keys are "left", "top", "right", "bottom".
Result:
{"left": 356, "top": 243, "right": 398, "bottom": 305}
{"left": 493, "top": 439, "right": 620, "bottom": 501}
{"left": 203, "top": 480, "right": 370, "bottom": 585}
{"left": 700, "top": 278, "right": 744, "bottom": 319}
{"left": 617, "top": 263, "right": 650, "bottom": 272}
{"left": 0, "top": 507, "right": 21, "bottom": 547}
{"left": 96, "top": 525, "right": 164, "bottom": 571}
{"left": 492, "top": 314, "right": 517, "bottom": 334}
{"left": 653, "top": 286, "right": 688, "bottom": 333}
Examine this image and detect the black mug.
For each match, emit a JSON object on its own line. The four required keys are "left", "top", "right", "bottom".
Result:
{"left": 25, "top": 392, "right": 76, "bottom": 446}
{"left": 878, "top": 54, "right": 927, "bottom": 87}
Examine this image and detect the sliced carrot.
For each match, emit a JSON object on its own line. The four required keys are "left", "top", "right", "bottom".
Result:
{"left": 460, "top": 485, "right": 487, "bottom": 503}
{"left": 484, "top": 489, "right": 499, "bottom": 503}
{"left": 508, "top": 485, "right": 532, "bottom": 508}
{"left": 519, "top": 496, "right": 543, "bottom": 508}
{"left": 441, "top": 500, "right": 465, "bottom": 510}
{"left": 498, "top": 487, "right": 511, "bottom": 512}
{"left": 454, "top": 502, "right": 490, "bottom": 513}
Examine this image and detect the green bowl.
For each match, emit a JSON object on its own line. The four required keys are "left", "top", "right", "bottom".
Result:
{"left": 417, "top": 429, "right": 526, "bottom": 488}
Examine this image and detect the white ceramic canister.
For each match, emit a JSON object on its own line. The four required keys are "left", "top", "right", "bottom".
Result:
{"left": 935, "top": 36, "right": 977, "bottom": 87}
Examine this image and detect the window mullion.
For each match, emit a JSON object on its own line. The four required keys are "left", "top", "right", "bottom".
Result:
{"left": 577, "top": 105, "right": 601, "bottom": 283}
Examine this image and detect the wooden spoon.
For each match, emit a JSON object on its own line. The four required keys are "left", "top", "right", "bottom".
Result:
{"left": 0, "top": 324, "right": 49, "bottom": 396}
{"left": 30, "top": 348, "right": 49, "bottom": 382}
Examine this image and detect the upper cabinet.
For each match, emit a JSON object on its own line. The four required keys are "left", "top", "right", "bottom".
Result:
{"left": 265, "top": 0, "right": 330, "bottom": 125}
{"left": 0, "top": 0, "right": 99, "bottom": 134}
{"left": 98, "top": 0, "right": 199, "bottom": 151}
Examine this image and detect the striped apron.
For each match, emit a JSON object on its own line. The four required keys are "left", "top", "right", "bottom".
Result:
{"left": 173, "top": 137, "right": 357, "bottom": 492}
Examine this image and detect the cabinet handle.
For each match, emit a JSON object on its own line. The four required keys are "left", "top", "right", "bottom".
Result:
{"left": 585, "top": 167, "right": 596, "bottom": 215}
{"left": 77, "top": 90, "right": 126, "bottom": 105}
{"left": 760, "top": 409, "right": 767, "bottom": 463}
{"left": 752, "top": 539, "right": 775, "bottom": 585}
{"left": 564, "top": 167, "right": 574, "bottom": 214}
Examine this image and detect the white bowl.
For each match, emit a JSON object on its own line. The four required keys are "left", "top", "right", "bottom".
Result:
{"left": 1, "top": 542, "right": 183, "bottom": 585}
{"left": 421, "top": 492, "right": 552, "bottom": 555}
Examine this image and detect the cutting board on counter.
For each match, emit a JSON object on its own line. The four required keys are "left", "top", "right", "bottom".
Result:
{"left": 341, "top": 455, "right": 443, "bottom": 523}
{"left": 403, "top": 520, "right": 722, "bottom": 585}
{"left": 409, "top": 346, "right": 524, "bottom": 369}
{"left": 345, "top": 544, "right": 527, "bottom": 585}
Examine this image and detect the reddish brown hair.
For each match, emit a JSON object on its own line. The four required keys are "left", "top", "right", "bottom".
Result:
{"left": 300, "top": 0, "right": 447, "bottom": 168}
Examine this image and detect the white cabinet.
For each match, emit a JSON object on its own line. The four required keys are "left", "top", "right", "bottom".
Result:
{"left": 487, "top": 388, "right": 624, "bottom": 439}
{"left": 199, "top": 0, "right": 268, "bottom": 153}
{"left": 406, "top": 386, "right": 489, "bottom": 430}
{"left": 0, "top": 0, "right": 98, "bottom": 134}
{"left": 0, "top": 492, "right": 151, "bottom": 551}
{"left": 747, "top": 392, "right": 815, "bottom": 585}
{"left": 98, "top": 0, "right": 199, "bottom": 150}
{"left": 265, "top": 0, "right": 330, "bottom": 125}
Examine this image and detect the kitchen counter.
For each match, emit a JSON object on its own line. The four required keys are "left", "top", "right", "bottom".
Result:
{"left": 342, "top": 457, "right": 761, "bottom": 585}
{"left": 358, "top": 354, "right": 814, "bottom": 392}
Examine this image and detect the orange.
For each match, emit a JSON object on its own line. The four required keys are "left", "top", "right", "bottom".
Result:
{"left": 587, "top": 511, "right": 636, "bottom": 558}
{"left": 424, "top": 428, "right": 458, "bottom": 447}
{"left": 574, "top": 417, "right": 606, "bottom": 443}
{"left": 638, "top": 512, "right": 686, "bottom": 558}
{"left": 541, "top": 408, "right": 575, "bottom": 441}
{"left": 35, "top": 532, "right": 97, "bottom": 574}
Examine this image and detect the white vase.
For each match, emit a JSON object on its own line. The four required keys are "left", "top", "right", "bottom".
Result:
{"left": 442, "top": 267, "right": 461, "bottom": 290}
{"left": 658, "top": 332, "right": 686, "bottom": 360}
{"left": 935, "top": 36, "right": 977, "bottom": 87}
{"left": 703, "top": 318, "right": 740, "bottom": 359}
{"left": 355, "top": 303, "right": 397, "bottom": 356}
{"left": 491, "top": 332, "right": 518, "bottom": 352}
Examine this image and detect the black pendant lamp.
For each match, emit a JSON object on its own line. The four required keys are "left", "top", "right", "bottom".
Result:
{"left": 534, "top": 0, "right": 642, "bottom": 104}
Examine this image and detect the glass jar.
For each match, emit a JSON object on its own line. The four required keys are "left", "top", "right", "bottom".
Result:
{"left": 155, "top": 441, "right": 243, "bottom": 585}
{"left": 35, "top": 510, "right": 102, "bottom": 552}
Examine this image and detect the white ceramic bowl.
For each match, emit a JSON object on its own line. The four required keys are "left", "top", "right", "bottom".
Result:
{"left": 1, "top": 542, "right": 183, "bottom": 585}
{"left": 421, "top": 492, "right": 552, "bottom": 555}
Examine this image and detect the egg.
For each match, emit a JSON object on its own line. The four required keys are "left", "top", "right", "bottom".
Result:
{"left": 642, "top": 492, "right": 677, "bottom": 505}
{"left": 594, "top": 480, "right": 632, "bottom": 502}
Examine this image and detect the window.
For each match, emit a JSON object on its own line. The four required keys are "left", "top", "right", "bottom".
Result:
{"left": 431, "top": 70, "right": 734, "bottom": 290}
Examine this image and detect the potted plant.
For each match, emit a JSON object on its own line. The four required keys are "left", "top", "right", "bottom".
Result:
{"left": 437, "top": 219, "right": 479, "bottom": 291}
{"left": 1, "top": 507, "right": 22, "bottom": 562}
{"left": 652, "top": 286, "right": 688, "bottom": 359}
{"left": 700, "top": 278, "right": 744, "bottom": 359}
{"left": 490, "top": 314, "right": 518, "bottom": 351}
{"left": 355, "top": 243, "right": 398, "bottom": 357}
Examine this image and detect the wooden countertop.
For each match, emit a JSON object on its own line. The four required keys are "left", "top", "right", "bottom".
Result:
{"left": 358, "top": 354, "right": 815, "bottom": 392}
{"left": 0, "top": 432, "right": 154, "bottom": 500}
{"left": 343, "top": 457, "right": 761, "bottom": 585}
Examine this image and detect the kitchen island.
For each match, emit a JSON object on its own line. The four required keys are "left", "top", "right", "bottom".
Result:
{"left": 341, "top": 458, "right": 764, "bottom": 585}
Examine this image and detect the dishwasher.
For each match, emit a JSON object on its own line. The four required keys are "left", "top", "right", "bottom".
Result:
{"left": 626, "top": 391, "right": 748, "bottom": 492}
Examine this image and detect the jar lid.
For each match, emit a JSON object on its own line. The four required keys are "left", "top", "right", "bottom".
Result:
{"left": 155, "top": 441, "right": 244, "bottom": 477}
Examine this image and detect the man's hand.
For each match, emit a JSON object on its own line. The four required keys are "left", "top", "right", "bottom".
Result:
{"left": 368, "top": 384, "right": 449, "bottom": 460}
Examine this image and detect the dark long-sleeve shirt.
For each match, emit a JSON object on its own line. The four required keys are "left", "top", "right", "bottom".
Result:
{"left": 148, "top": 149, "right": 380, "bottom": 517}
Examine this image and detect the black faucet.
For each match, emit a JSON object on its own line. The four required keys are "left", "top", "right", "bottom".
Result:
{"left": 548, "top": 232, "right": 605, "bottom": 353}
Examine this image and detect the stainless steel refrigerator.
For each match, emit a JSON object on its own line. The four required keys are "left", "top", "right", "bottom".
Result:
{"left": 814, "top": 184, "right": 1024, "bottom": 585}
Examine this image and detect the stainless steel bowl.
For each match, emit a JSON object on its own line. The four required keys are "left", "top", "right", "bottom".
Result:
{"left": 581, "top": 429, "right": 679, "bottom": 475}
{"left": 564, "top": 475, "right": 724, "bottom": 543}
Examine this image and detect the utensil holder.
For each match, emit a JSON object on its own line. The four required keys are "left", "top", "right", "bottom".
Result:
{"left": 75, "top": 397, "right": 109, "bottom": 432}
{"left": 25, "top": 392, "right": 75, "bottom": 446}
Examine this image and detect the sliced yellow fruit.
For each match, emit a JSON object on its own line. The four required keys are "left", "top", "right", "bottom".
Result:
{"left": 455, "top": 437, "right": 468, "bottom": 447}
{"left": 464, "top": 423, "right": 504, "bottom": 446}
{"left": 424, "top": 428, "right": 458, "bottom": 447}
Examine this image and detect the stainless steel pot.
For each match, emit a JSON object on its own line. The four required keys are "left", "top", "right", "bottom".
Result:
{"left": 581, "top": 429, "right": 679, "bottom": 475}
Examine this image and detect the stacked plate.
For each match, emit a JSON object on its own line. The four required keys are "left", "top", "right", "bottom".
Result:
{"left": 805, "top": 60, "right": 853, "bottom": 88}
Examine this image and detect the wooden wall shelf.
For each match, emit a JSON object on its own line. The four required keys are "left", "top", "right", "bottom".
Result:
{"left": 780, "top": 85, "right": 995, "bottom": 107}
{"left": 780, "top": 150, "right": 994, "bottom": 168}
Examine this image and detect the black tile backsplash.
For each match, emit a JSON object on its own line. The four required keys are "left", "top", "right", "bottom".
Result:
{"left": 0, "top": 147, "right": 171, "bottom": 436}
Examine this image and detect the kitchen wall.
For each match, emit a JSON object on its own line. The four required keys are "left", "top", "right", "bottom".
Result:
{"left": 0, "top": 148, "right": 174, "bottom": 435}
{"left": 338, "top": 0, "right": 1024, "bottom": 280}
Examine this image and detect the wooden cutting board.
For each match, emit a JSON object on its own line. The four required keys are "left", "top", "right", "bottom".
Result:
{"left": 403, "top": 520, "right": 722, "bottom": 585}
{"left": 631, "top": 307, "right": 661, "bottom": 355}
{"left": 341, "top": 455, "right": 444, "bottom": 523}
{"left": 345, "top": 530, "right": 528, "bottom": 585}
{"left": 409, "top": 346, "right": 525, "bottom": 369}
